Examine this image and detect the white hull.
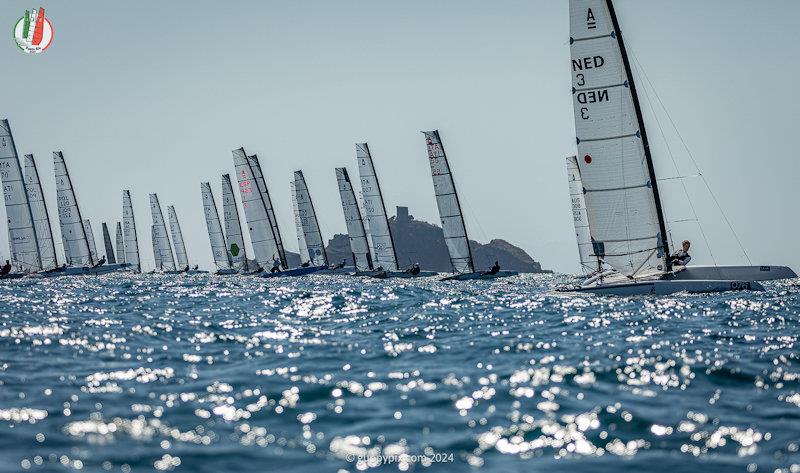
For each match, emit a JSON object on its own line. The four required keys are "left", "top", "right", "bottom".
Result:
{"left": 672, "top": 265, "right": 796, "bottom": 282}
{"left": 38, "top": 263, "right": 131, "bottom": 277}
{"left": 442, "top": 270, "right": 518, "bottom": 281}
{"left": 566, "top": 279, "right": 764, "bottom": 296}
{"left": 361, "top": 269, "right": 438, "bottom": 279}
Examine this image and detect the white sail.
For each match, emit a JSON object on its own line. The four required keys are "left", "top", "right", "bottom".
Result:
{"left": 293, "top": 171, "right": 328, "bottom": 267}
{"left": 102, "top": 222, "right": 116, "bottom": 264}
{"left": 290, "top": 181, "right": 310, "bottom": 265}
{"left": 248, "top": 155, "right": 287, "bottom": 268}
{"left": 167, "top": 205, "right": 189, "bottom": 269}
{"left": 115, "top": 221, "right": 125, "bottom": 264}
{"left": 335, "top": 167, "right": 373, "bottom": 271}
{"left": 0, "top": 120, "right": 41, "bottom": 272}
{"left": 151, "top": 225, "right": 162, "bottom": 270}
{"left": 201, "top": 182, "right": 232, "bottom": 271}
{"left": 569, "top": 0, "right": 669, "bottom": 276}
{"left": 149, "top": 193, "right": 176, "bottom": 271}
{"left": 422, "top": 130, "right": 474, "bottom": 274}
{"left": 355, "top": 142, "right": 398, "bottom": 271}
{"left": 122, "top": 190, "right": 141, "bottom": 271}
{"left": 54, "top": 151, "right": 93, "bottom": 267}
{"left": 566, "top": 156, "right": 598, "bottom": 274}
{"left": 23, "top": 153, "right": 57, "bottom": 269}
{"left": 221, "top": 173, "right": 248, "bottom": 271}
{"left": 83, "top": 219, "right": 98, "bottom": 262}
{"left": 232, "top": 148, "right": 280, "bottom": 269}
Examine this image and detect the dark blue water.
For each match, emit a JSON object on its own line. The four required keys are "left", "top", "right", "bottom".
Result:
{"left": 1, "top": 274, "right": 799, "bottom": 472}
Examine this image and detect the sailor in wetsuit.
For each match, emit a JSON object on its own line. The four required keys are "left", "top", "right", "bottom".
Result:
{"left": 486, "top": 261, "right": 500, "bottom": 275}
{"left": 332, "top": 259, "right": 346, "bottom": 270}
{"left": 0, "top": 260, "right": 11, "bottom": 276}
{"left": 406, "top": 263, "right": 420, "bottom": 275}
{"left": 270, "top": 258, "right": 281, "bottom": 273}
{"left": 670, "top": 240, "right": 692, "bottom": 266}
{"left": 92, "top": 256, "right": 106, "bottom": 268}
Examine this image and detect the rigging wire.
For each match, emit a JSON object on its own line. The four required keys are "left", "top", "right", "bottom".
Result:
{"left": 629, "top": 49, "right": 752, "bottom": 266}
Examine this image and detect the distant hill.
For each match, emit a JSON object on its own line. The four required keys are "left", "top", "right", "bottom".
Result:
{"left": 323, "top": 206, "right": 548, "bottom": 273}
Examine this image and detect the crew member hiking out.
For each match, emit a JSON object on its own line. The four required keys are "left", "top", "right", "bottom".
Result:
{"left": 484, "top": 260, "right": 500, "bottom": 275}
{"left": 670, "top": 240, "right": 692, "bottom": 267}
{"left": 0, "top": 260, "right": 11, "bottom": 276}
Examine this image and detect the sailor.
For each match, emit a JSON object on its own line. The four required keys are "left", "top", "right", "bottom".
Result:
{"left": 670, "top": 240, "right": 692, "bottom": 266}
{"left": 301, "top": 261, "right": 310, "bottom": 267}
{"left": 332, "top": 259, "right": 346, "bottom": 270}
{"left": 0, "top": 260, "right": 11, "bottom": 276}
{"left": 92, "top": 256, "right": 106, "bottom": 268}
{"left": 183, "top": 265, "right": 190, "bottom": 272}
{"left": 193, "top": 265, "right": 199, "bottom": 271}
{"left": 270, "top": 258, "right": 281, "bottom": 273}
{"left": 406, "top": 263, "right": 420, "bottom": 275}
{"left": 487, "top": 261, "right": 500, "bottom": 275}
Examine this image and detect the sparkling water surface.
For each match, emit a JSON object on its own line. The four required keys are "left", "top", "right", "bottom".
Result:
{"left": 1, "top": 274, "right": 799, "bottom": 472}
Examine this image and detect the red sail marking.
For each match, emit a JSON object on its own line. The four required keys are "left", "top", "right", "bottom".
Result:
{"left": 32, "top": 8, "right": 45, "bottom": 46}
{"left": 584, "top": 154, "right": 592, "bottom": 164}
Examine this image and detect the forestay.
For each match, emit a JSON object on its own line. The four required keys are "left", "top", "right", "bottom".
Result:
{"left": 293, "top": 171, "right": 328, "bottom": 267}
{"left": 167, "top": 205, "right": 189, "bottom": 269}
{"left": 222, "top": 173, "right": 248, "bottom": 271}
{"left": 0, "top": 120, "right": 41, "bottom": 272}
{"left": 201, "top": 182, "right": 232, "bottom": 271}
{"left": 102, "top": 222, "right": 116, "bottom": 264}
{"left": 355, "top": 143, "right": 398, "bottom": 271}
{"left": 83, "top": 220, "right": 98, "bottom": 262}
{"left": 122, "top": 190, "right": 141, "bottom": 271}
{"left": 569, "top": 0, "right": 669, "bottom": 276}
{"left": 566, "top": 156, "right": 598, "bottom": 274}
{"left": 422, "top": 130, "right": 474, "bottom": 274}
{"left": 149, "top": 193, "right": 176, "bottom": 271}
{"left": 290, "top": 181, "right": 310, "bottom": 265}
{"left": 23, "top": 153, "right": 57, "bottom": 269}
{"left": 232, "top": 148, "right": 280, "bottom": 269}
{"left": 55, "top": 151, "right": 92, "bottom": 266}
{"left": 115, "top": 221, "right": 125, "bottom": 264}
{"left": 335, "top": 167, "right": 373, "bottom": 271}
{"left": 249, "top": 155, "right": 287, "bottom": 269}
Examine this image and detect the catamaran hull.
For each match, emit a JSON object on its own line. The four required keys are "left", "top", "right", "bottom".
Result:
{"left": 441, "top": 270, "right": 518, "bottom": 281}
{"left": 672, "top": 265, "right": 796, "bottom": 282}
{"left": 0, "top": 273, "right": 26, "bottom": 280}
{"left": 260, "top": 266, "right": 327, "bottom": 278}
{"left": 39, "top": 263, "right": 131, "bottom": 277}
{"left": 566, "top": 279, "right": 764, "bottom": 296}
{"left": 362, "top": 270, "right": 439, "bottom": 279}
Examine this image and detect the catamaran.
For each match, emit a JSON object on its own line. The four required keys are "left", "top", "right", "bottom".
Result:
{"left": 356, "top": 142, "right": 436, "bottom": 278}
{"left": 335, "top": 167, "right": 374, "bottom": 274}
{"left": 221, "top": 173, "right": 251, "bottom": 272}
{"left": 122, "top": 190, "right": 141, "bottom": 273}
{"left": 562, "top": 0, "right": 796, "bottom": 295}
{"left": 149, "top": 193, "right": 180, "bottom": 273}
{"left": 168, "top": 204, "right": 206, "bottom": 273}
{"left": 422, "top": 131, "right": 517, "bottom": 281}
{"left": 201, "top": 182, "right": 236, "bottom": 275}
{"left": 52, "top": 152, "right": 127, "bottom": 275}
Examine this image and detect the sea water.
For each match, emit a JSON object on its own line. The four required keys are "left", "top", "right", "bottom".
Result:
{"left": 1, "top": 274, "right": 799, "bottom": 472}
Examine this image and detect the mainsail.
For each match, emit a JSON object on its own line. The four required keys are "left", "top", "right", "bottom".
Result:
{"left": 232, "top": 148, "right": 280, "bottom": 269}
{"left": 422, "top": 130, "right": 474, "bottom": 274}
{"left": 568, "top": 0, "right": 670, "bottom": 276}
{"left": 248, "top": 155, "right": 287, "bottom": 269}
{"left": 290, "top": 181, "right": 310, "bottom": 265}
{"left": 293, "top": 171, "right": 328, "bottom": 267}
{"left": 355, "top": 142, "right": 398, "bottom": 271}
{"left": 221, "top": 173, "right": 248, "bottom": 271}
{"left": 151, "top": 225, "right": 162, "bottom": 270}
{"left": 0, "top": 120, "right": 41, "bottom": 271}
{"left": 55, "top": 151, "right": 93, "bottom": 266}
{"left": 83, "top": 219, "right": 98, "bottom": 262}
{"left": 23, "top": 153, "right": 57, "bottom": 269}
{"left": 122, "top": 190, "right": 141, "bottom": 271}
{"left": 201, "top": 182, "right": 232, "bottom": 271}
{"left": 149, "top": 193, "right": 176, "bottom": 271}
{"left": 115, "top": 221, "right": 125, "bottom": 264}
{"left": 335, "top": 167, "right": 373, "bottom": 271}
{"left": 102, "top": 222, "right": 116, "bottom": 264}
{"left": 566, "top": 156, "right": 598, "bottom": 274}
{"left": 167, "top": 205, "right": 189, "bottom": 269}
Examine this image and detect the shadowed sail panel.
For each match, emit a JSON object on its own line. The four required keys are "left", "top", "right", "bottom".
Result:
{"left": 335, "top": 167, "right": 373, "bottom": 271}
{"left": 23, "top": 154, "right": 57, "bottom": 269}
{"left": 122, "top": 190, "right": 140, "bottom": 271}
{"left": 201, "top": 182, "right": 231, "bottom": 271}
{"left": 167, "top": 205, "right": 189, "bottom": 269}
{"left": 149, "top": 194, "right": 176, "bottom": 271}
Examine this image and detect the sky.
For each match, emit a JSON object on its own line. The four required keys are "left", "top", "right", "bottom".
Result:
{"left": 1, "top": 0, "right": 799, "bottom": 273}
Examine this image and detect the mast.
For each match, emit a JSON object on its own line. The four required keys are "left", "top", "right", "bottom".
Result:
{"left": 605, "top": 0, "right": 671, "bottom": 270}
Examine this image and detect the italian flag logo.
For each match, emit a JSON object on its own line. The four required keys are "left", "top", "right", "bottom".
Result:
{"left": 14, "top": 8, "right": 54, "bottom": 53}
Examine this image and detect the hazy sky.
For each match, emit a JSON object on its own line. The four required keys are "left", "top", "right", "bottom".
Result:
{"left": 2, "top": 0, "right": 799, "bottom": 273}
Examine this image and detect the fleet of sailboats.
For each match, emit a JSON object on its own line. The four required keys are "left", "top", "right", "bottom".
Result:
{"left": 1, "top": 0, "right": 797, "bottom": 291}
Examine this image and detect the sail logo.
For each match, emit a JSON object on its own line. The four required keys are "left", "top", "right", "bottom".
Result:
{"left": 13, "top": 8, "right": 53, "bottom": 53}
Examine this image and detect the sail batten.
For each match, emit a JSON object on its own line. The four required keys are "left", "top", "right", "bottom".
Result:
{"left": 167, "top": 205, "right": 189, "bottom": 269}
{"left": 568, "top": 0, "right": 669, "bottom": 277}
{"left": 355, "top": 143, "right": 398, "bottom": 271}
{"left": 54, "top": 151, "right": 93, "bottom": 267}
{"left": 201, "top": 182, "right": 231, "bottom": 271}
{"left": 293, "top": 171, "right": 328, "bottom": 267}
{"left": 422, "top": 130, "right": 474, "bottom": 274}
{"left": 0, "top": 120, "right": 41, "bottom": 272}
{"left": 23, "top": 154, "right": 57, "bottom": 269}
{"left": 233, "top": 148, "right": 280, "bottom": 269}
{"left": 221, "top": 174, "right": 248, "bottom": 271}
{"left": 149, "top": 194, "right": 176, "bottom": 271}
{"left": 335, "top": 167, "right": 373, "bottom": 271}
{"left": 102, "top": 222, "right": 116, "bottom": 264}
{"left": 122, "top": 190, "right": 141, "bottom": 271}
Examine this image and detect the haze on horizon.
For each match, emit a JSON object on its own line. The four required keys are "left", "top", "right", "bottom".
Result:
{"left": 1, "top": 0, "right": 798, "bottom": 274}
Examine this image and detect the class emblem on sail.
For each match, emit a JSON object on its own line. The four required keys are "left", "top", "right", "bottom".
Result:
{"left": 14, "top": 8, "right": 54, "bottom": 54}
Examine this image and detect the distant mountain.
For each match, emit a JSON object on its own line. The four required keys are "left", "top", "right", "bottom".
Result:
{"left": 323, "top": 206, "right": 548, "bottom": 273}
